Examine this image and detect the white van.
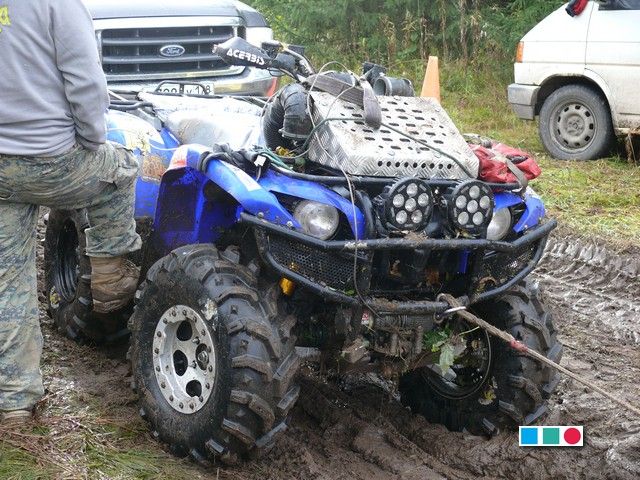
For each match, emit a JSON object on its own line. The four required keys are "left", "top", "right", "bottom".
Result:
{"left": 508, "top": 0, "right": 640, "bottom": 160}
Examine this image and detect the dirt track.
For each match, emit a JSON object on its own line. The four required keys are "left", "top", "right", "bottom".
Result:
{"left": 34, "top": 231, "right": 640, "bottom": 479}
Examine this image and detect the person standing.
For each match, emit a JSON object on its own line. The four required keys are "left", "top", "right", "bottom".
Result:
{"left": 0, "top": 0, "right": 141, "bottom": 423}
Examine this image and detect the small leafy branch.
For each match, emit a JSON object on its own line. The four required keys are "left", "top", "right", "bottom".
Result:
{"left": 423, "top": 325, "right": 479, "bottom": 375}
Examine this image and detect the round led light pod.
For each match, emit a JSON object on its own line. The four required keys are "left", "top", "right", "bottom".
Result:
{"left": 385, "top": 178, "right": 434, "bottom": 231}
{"left": 449, "top": 180, "right": 495, "bottom": 236}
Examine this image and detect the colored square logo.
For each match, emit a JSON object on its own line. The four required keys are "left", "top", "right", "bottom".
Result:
{"left": 519, "top": 426, "right": 584, "bottom": 447}
{"left": 520, "top": 427, "right": 538, "bottom": 445}
{"left": 543, "top": 427, "right": 560, "bottom": 445}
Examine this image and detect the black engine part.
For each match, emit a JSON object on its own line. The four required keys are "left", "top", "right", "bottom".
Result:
{"left": 373, "top": 76, "right": 415, "bottom": 97}
{"left": 263, "top": 83, "right": 312, "bottom": 150}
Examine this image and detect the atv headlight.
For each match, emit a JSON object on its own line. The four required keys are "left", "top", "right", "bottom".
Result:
{"left": 449, "top": 180, "right": 494, "bottom": 236}
{"left": 486, "top": 208, "right": 513, "bottom": 240}
{"left": 385, "top": 178, "right": 434, "bottom": 231}
{"left": 294, "top": 201, "right": 340, "bottom": 240}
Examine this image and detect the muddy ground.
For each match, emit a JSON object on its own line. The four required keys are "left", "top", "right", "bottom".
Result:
{"left": 12, "top": 229, "right": 640, "bottom": 479}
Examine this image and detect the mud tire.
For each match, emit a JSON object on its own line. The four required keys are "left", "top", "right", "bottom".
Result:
{"left": 399, "top": 280, "right": 562, "bottom": 436}
{"left": 44, "top": 209, "right": 130, "bottom": 343}
{"left": 129, "top": 244, "right": 300, "bottom": 464}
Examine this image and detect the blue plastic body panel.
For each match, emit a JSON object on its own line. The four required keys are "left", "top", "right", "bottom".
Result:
{"left": 189, "top": 153, "right": 297, "bottom": 227}
{"left": 148, "top": 143, "right": 366, "bottom": 253}
{"left": 515, "top": 193, "right": 545, "bottom": 232}
{"left": 494, "top": 191, "right": 544, "bottom": 233}
{"left": 153, "top": 166, "right": 239, "bottom": 250}
{"left": 106, "top": 112, "right": 178, "bottom": 219}
{"left": 494, "top": 192, "right": 523, "bottom": 212}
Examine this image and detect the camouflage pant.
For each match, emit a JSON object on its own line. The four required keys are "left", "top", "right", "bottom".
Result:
{"left": 0, "top": 142, "right": 141, "bottom": 411}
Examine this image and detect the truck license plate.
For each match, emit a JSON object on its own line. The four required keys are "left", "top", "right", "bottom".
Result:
{"left": 156, "top": 82, "right": 215, "bottom": 96}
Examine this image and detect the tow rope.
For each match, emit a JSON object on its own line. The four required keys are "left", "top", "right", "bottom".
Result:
{"left": 438, "top": 294, "right": 640, "bottom": 418}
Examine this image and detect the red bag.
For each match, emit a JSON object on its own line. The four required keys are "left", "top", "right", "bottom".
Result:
{"left": 468, "top": 139, "right": 541, "bottom": 184}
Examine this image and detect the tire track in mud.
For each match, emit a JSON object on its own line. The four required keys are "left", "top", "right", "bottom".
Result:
{"left": 537, "top": 237, "right": 640, "bottom": 344}
{"left": 237, "top": 236, "right": 640, "bottom": 480}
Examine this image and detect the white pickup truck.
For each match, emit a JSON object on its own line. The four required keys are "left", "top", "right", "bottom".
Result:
{"left": 508, "top": 0, "right": 640, "bottom": 160}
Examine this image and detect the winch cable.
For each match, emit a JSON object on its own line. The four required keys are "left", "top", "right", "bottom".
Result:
{"left": 438, "top": 294, "right": 640, "bottom": 418}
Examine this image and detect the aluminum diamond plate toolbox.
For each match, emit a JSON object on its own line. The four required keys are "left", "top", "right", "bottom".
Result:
{"left": 307, "top": 93, "right": 479, "bottom": 179}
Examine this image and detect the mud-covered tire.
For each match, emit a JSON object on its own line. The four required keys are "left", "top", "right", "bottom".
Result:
{"left": 44, "top": 209, "right": 130, "bottom": 343}
{"left": 129, "top": 244, "right": 300, "bottom": 465}
{"left": 539, "top": 84, "right": 614, "bottom": 161}
{"left": 399, "top": 280, "right": 562, "bottom": 436}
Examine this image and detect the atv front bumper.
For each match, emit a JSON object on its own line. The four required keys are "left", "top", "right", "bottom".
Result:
{"left": 243, "top": 212, "right": 556, "bottom": 314}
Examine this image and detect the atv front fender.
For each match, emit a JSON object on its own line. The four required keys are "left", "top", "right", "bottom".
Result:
{"left": 152, "top": 144, "right": 298, "bottom": 253}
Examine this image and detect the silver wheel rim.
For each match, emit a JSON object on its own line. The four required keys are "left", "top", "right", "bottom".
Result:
{"left": 552, "top": 101, "right": 596, "bottom": 150}
{"left": 153, "top": 305, "right": 216, "bottom": 414}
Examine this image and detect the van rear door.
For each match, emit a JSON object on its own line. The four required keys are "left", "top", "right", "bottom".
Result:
{"left": 586, "top": 0, "right": 640, "bottom": 129}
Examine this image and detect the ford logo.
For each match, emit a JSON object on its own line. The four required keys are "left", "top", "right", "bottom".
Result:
{"left": 159, "top": 45, "right": 186, "bottom": 58}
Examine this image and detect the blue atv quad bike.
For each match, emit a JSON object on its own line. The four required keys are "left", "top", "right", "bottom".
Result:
{"left": 44, "top": 38, "right": 562, "bottom": 464}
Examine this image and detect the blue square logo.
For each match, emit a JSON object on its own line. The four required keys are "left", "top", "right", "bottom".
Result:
{"left": 520, "top": 427, "right": 538, "bottom": 446}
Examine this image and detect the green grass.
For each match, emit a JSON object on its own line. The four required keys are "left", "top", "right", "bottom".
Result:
{"left": 0, "top": 415, "right": 215, "bottom": 480}
{"left": 0, "top": 443, "right": 56, "bottom": 480}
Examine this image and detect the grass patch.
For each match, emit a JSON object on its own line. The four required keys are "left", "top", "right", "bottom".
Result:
{"left": 536, "top": 157, "right": 640, "bottom": 243}
{"left": 0, "top": 442, "right": 56, "bottom": 480}
{"left": 0, "top": 418, "right": 218, "bottom": 480}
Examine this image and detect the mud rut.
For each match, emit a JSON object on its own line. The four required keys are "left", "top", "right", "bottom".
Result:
{"left": 36, "top": 230, "right": 640, "bottom": 480}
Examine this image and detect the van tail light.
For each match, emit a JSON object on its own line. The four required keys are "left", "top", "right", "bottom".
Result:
{"left": 516, "top": 42, "right": 525, "bottom": 63}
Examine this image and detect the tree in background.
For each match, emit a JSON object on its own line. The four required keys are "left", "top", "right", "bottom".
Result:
{"left": 248, "top": 0, "right": 560, "bottom": 67}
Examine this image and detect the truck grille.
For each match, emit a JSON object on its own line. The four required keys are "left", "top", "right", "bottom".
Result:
{"left": 100, "top": 26, "right": 238, "bottom": 79}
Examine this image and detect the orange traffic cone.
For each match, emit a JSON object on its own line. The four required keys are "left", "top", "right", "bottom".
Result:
{"left": 420, "top": 56, "right": 441, "bottom": 103}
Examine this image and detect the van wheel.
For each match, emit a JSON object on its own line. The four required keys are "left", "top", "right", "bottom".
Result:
{"left": 539, "top": 84, "right": 614, "bottom": 161}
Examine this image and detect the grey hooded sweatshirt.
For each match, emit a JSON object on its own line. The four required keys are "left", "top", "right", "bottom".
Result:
{"left": 0, "top": 0, "right": 109, "bottom": 156}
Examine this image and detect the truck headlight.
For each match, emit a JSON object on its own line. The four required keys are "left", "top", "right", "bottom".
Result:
{"left": 487, "top": 208, "right": 513, "bottom": 240}
{"left": 294, "top": 201, "right": 340, "bottom": 240}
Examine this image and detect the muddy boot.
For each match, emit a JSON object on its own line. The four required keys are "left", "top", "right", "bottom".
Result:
{"left": 1, "top": 409, "right": 32, "bottom": 426}
{"left": 90, "top": 256, "right": 140, "bottom": 314}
